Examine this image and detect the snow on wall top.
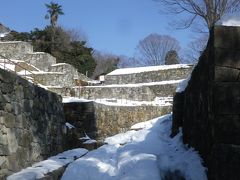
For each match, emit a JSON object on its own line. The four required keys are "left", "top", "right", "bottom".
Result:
{"left": 107, "top": 64, "right": 192, "bottom": 76}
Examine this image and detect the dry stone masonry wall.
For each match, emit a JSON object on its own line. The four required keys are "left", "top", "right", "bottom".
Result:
{"left": 0, "top": 69, "right": 65, "bottom": 179}
{"left": 64, "top": 101, "right": 171, "bottom": 144}
{"left": 0, "top": 41, "right": 33, "bottom": 60}
{"left": 76, "top": 83, "right": 179, "bottom": 101}
{"left": 172, "top": 26, "right": 240, "bottom": 180}
{"left": 105, "top": 65, "right": 193, "bottom": 85}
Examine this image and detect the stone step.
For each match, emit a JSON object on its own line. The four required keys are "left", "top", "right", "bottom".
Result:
{"left": 104, "top": 64, "right": 193, "bottom": 85}
{"left": 72, "top": 80, "right": 182, "bottom": 101}
{"left": 22, "top": 52, "right": 56, "bottom": 72}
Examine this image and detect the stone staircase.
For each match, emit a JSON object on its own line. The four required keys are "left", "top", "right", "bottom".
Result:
{"left": 0, "top": 41, "right": 96, "bottom": 95}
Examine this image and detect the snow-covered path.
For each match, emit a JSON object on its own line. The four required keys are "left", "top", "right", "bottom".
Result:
{"left": 62, "top": 114, "right": 207, "bottom": 180}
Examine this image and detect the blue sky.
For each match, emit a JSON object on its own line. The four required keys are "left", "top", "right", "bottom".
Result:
{"left": 0, "top": 0, "right": 195, "bottom": 57}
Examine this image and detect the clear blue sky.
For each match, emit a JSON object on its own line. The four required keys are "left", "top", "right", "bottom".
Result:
{"left": 0, "top": 0, "right": 194, "bottom": 57}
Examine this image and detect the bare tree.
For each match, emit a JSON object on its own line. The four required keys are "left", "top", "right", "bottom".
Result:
{"left": 155, "top": 0, "right": 240, "bottom": 31}
{"left": 92, "top": 51, "right": 119, "bottom": 79}
{"left": 136, "top": 33, "right": 180, "bottom": 66}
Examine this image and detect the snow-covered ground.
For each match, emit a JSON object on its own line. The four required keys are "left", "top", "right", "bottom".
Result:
{"left": 7, "top": 115, "right": 207, "bottom": 180}
{"left": 62, "top": 115, "right": 207, "bottom": 180}
{"left": 7, "top": 149, "right": 88, "bottom": 180}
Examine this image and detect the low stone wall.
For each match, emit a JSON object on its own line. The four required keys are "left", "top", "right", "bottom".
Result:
{"left": 0, "top": 69, "right": 65, "bottom": 179}
{"left": 76, "top": 82, "right": 179, "bottom": 101}
{"left": 104, "top": 65, "right": 192, "bottom": 85}
{"left": 64, "top": 101, "right": 172, "bottom": 143}
{"left": 171, "top": 26, "right": 240, "bottom": 180}
{"left": 0, "top": 41, "right": 33, "bottom": 59}
{"left": 94, "top": 103, "right": 171, "bottom": 140}
{"left": 22, "top": 52, "right": 56, "bottom": 71}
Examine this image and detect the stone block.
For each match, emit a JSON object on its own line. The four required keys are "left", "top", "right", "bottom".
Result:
{"left": 214, "top": 66, "right": 240, "bottom": 82}
{"left": 0, "top": 144, "right": 9, "bottom": 155}
{"left": 210, "top": 144, "right": 240, "bottom": 180}
{"left": 214, "top": 26, "right": 240, "bottom": 50}
{"left": 4, "top": 103, "right": 12, "bottom": 113}
{"left": 4, "top": 113, "right": 15, "bottom": 128}
{"left": 214, "top": 48, "right": 240, "bottom": 69}
{"left": 6, "top": 128, "right": 18, "bottom": 153}
{"left": 213, "top": 82, "right": 240, "bottom": 115}
{"left": 0, "top": 156, "right": 7, "bottom": 168}
{"left": 214, "top": 115, "right": 240, "bottom": 145}
{"left": 1, "top": 83, "right": 14, "bottom": 94}
{"left": 0, "top": 133, "right": 8, "bottom": 145}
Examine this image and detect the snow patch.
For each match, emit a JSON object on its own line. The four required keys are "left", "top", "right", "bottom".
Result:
{"left": 65, "top": 122, "right": 75, "bottom": 129}
{"left": 107, "top": 64, "right": 192, "bottom": 75}
{"left": 62, "top": 97, "right": 93, "bottom": 103}
{"left": 7, "top": 148, "right": 88, "bottom": 180}
{"left": 176, "top": 76, "right": 191, "bottom": 93}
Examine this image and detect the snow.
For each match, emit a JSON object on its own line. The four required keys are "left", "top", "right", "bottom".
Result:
{"left": 0, "top": 63, "right": 15, "bottom": 71}
{"left": 79, "top": 133, "right": 92, "bottom": 141}
{"left": 17, "top": 70, "right": 63, "bottom": 75}
{"left": 95, "top": 97, "right": 172, "bottom": 107}
{"left": 65, "top": 122, "right": 75, "bottom": 129}
{"left": 62, "top": 97, "right": 93, "bottom": 103}
{"left": 80, "top": 79, "right": 183, "bottom": 88}
{"left": 51, "top": 63, "right": 68, "bottom": 67}
{"left": 7, "top": 148, "right": 88, "bottom": 180}
{"left": 79, "top": 133, "right": 97, "bottom": 144}
{"left": 0, "top": 32, "right": 9, "bottom": 38}
{"left": 83, "top": 139, "right": 97, "bottom": 144}
{"left": 216, "top": 13, "right": 240, "bottom": 26}
{"left": 107, "top": 64, "right": 192, "bottom": 76}
{"left": 63, "top": 96, "right": 173, "bottom": 107}
{"left": 62, "top": 115, "right": 207, "bottom": 180}
{"left": 176, "top": 76, "right": 191, "bottom": 93}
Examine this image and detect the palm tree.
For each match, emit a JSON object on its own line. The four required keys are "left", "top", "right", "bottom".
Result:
{"left": 45, "top": 2, "right": 64, "bottom": 52}
{"left": 45, "top": 2, "right": 64, "bottom": 28}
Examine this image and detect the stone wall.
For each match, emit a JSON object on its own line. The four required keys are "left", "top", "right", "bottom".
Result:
{"left": 64, "top": 101, "right": 171, "bottom": 143}
{"left": 104, "top": 65, "right": 192, "bottom": 85}
{"left": 22, "top": 52, "right": 56, "bottom": 71}
{"left": 0, "top": 41, "right": 33, "bottom": 59}
{"left": 171, "top": 26, "right": 240, "bottom": 180}
{"left": 0, "top": 69, "right": 65, "bottom": 179}
{"left": 94, "top": 103, "right": 171, "bottom": 140}
{"left": 76, "top": 82, "right": 180, "bottom": 101}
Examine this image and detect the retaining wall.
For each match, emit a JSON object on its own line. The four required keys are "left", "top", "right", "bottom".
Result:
{"left": 76, "top": 82, "right": 179, "bottom": 101}
{"left": 0, "top": 41, "right": 33, "bottom": 60}
{"left": 171, "top": 26, "right": 240, "bottom": 180}
{"left": 64, "top": 101, "right": 172, "bottom": 143}
{"left": 0, "top": 69, "right": 65, "bottom": 179}
{"left": 105, "top": 65, "right": 192, "bottom": 85}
